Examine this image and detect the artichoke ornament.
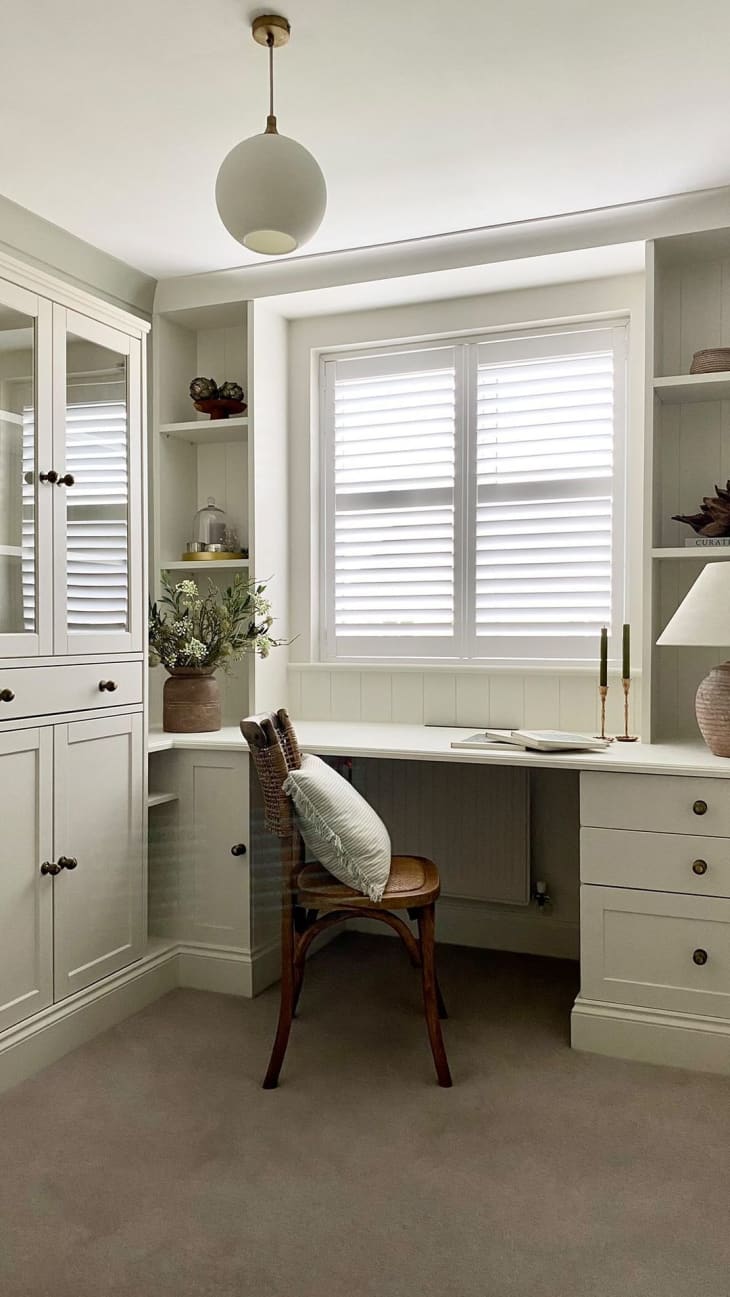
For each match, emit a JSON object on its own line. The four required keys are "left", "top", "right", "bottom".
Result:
{"left": 218, "top": 380, "right": 244, "bottom": 402}
{"left": 189, "top": 376, "right": 218, "bottom": 402}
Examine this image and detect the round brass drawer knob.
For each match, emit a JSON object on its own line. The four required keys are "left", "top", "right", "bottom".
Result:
{"left": 0, "top": 688, "right": 15, "bottom": 703}
{"left": 692, "top": 948, "right": 708, "bottom": 966}
{"left": 692, "top": 859, "right": 708, "bottom": 876}
{"left": 693, "top": 800, "right": 708, "bottom": 816}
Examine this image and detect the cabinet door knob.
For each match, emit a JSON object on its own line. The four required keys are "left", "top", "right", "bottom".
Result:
{"left": 0, "top": 688, "right": 15, "bottom": 703}
{"left": 692, "top": 859, "right": 708, "bottom": 876}
{"left": 98, "top": 679, "right": 118, "bottom": 692}
{"left": 692, "top": 948, "right": 708, "bottom": 966}
{"left": 40, "top": 856, "right": 78, "bottom": 876}
{"left": 39, "top": 470, "right": 58, "bottom": 484}
{"left": 56, "top": 473, "right": 75, "bottom": 487}
{"left": 693, "top": 800, "right": 708, "bottom": 816}
{"left": 231, "top": 843, "right": 247, "bottom": 856}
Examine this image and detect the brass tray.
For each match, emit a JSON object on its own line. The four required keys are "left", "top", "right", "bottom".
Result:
{"left": 181, "top": 551, "right": 247, "bottom": 562}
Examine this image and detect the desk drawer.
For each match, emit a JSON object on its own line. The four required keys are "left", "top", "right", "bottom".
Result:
{"left": 581, "top": 884, "right": 730, "bottom": 1018}
{"left": 581, "top": 827, "right": 730, "bottom": 898}
{"left": 581, "top": 772, "right": 730, "bottom": 837}
{"left": 0, "top": 662, "right": 143, "bottom": 721}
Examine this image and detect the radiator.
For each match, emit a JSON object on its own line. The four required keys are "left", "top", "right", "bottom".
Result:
{"left": 352, "top": 757, "right": 530, "bottom": 906}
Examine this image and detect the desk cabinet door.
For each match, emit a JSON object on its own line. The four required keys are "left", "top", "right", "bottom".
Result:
{"left": 0, "top": 727, "right": 53, "bottom": 1031}
{"left": 53, "top": 713, "right": 144, "bottom": 999}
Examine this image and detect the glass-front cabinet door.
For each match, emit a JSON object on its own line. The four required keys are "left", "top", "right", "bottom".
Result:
{"left": 0, "top": 279, "right": 52, "bottom": 658}
{"left": 52, "top": 307, "right": 143, "bottom": 655}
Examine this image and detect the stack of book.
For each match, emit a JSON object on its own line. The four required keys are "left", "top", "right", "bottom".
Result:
{"left": 450, "top": 729, "right": 611, "bottom": 753}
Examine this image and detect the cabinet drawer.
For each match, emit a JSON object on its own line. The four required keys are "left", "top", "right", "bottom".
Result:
{"left": 580, "top": 884, "right": 730, "bottom": 1018}
{"left": 581, "top": 772, "right": 730, "bottom": 837}
{"left": 0, "top": 662, "right": 143, "bottom": 721}
{"left": 581, "top": 827, "right": 730, "bottom": 898}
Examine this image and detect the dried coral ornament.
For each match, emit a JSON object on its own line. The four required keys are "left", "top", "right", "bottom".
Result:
{"left": 673, "top": 479, "right": 730, "bottom": 537}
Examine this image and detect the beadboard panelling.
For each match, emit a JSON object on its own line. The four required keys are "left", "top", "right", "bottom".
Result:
{"left": 353, "top": 757, "right": 530, "bottom": 905}
{"left": 391, "top": 672, "right": 424, "bottom": 723}
{"left": 290, "top": 666, "right": 643, "bottom": 737}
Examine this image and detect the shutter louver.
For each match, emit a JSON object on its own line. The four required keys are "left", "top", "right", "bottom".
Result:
{"left": 475, "top": 347, "right": 615, "bottom": 645}
{"left": 330, "top": 350, "right": 457, "bottom": 651}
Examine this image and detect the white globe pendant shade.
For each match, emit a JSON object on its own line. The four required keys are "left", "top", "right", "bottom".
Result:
{"left": 216, "top": 129, "right": 326, "bottom": 256}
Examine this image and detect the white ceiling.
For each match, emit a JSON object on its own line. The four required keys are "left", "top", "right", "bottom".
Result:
{"left": 1, "top": 0, "right": 730, "bottom": 281}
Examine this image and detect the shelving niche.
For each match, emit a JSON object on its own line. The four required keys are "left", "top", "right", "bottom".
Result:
{"left": 645, "top": 229, "right": 730, "bottom": 742}
{"left": 151, "top": 297, "right": 289, "bottom": 728}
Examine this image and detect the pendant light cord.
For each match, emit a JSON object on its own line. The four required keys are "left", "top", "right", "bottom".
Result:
{"left": 265, "top": 32, "right": 278, "bottom": 133}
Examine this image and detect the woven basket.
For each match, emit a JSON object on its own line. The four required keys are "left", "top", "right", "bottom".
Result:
{"left": 690, "top": 348, "right": 730, "bottom": 374}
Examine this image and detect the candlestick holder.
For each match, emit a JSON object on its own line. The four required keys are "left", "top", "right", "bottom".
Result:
{"left": 615, "top": 677, "right": 638, "bottom": 742}
{"left": 596, "top": 684, "right": 614, "bottom": 741}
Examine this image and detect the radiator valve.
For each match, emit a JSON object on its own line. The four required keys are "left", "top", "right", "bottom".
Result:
{"left": 533, "top": 880, "right": 552, "bottom": 911}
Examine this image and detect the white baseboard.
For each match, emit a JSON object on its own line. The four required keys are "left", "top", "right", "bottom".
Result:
{"left": 571, "top": 996, "right": 730, "bottom": 1075}
{"left": 176, "top": 940, "right": 281, "bottom": 998}
{"left": 350, "top": 896, "right": 580, "bottom": 961}
{"left": 0, "top": 930, "right": 342, "bottom": 1098}
{"left": 0, "top": 947, "right": 179, "bottom": 1098}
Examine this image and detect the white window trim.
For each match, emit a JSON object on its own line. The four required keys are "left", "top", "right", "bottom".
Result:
{"left": 319, "top": 317, "right": 629, "bottom": 668}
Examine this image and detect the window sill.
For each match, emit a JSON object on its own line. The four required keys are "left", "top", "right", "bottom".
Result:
{"left": 290, "top": 660, "right": 642, "bottom": 677}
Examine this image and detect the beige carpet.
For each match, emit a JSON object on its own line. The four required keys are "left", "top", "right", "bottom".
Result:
{"left": 1, "top": 934, "right": 729, "bottom": 1297}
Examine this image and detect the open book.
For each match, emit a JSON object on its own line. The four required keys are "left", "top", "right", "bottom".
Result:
{"left": 451, "top": 729, "right": 610, "bottom": 753}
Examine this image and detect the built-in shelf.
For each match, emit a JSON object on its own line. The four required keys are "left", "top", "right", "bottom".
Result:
{"left": 159, "top": 416, "right": 248, "bottom": 444}
{"left": 147, "top": 791, "right": 178, "bottom": 809}
{"left": 0, "top": 408, "right": 22, "bottom": 425}
{"left": 651, "top": 547, "right": 730, "bottom": 559}
{"left": 653, "top": 373, "right": 730, "bottom": 403}
{"left": 161, "top": 559, "right": 250, "bottom": 571}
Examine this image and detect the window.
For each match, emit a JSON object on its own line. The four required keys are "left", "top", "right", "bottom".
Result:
{"left": 321, "top": 321, "right": 627, "bottom": 663}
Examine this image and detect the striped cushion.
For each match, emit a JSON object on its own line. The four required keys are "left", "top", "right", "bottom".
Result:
{"left": 283, "top": 754, "right": 391, "bottom": 902}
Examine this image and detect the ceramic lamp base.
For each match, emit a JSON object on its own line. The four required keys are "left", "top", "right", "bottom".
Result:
{"left": 696, "top": 661, "right": 730, "bottom": 757}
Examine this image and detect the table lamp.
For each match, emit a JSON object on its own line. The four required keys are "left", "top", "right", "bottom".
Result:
{"left": 657, "top": 562, "right": 730, "bottom": 756}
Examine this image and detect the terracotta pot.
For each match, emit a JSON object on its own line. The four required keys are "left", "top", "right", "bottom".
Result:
{"left": 163, "top": 669, "right": 221, "bottom": 733}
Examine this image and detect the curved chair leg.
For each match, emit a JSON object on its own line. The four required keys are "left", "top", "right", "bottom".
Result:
{"left": 435, "top": 978, "right": 448, "bottom": 1020}
{"left": 263, "top": 907, "right": 296, "bottom": 1089}
{"left": 416, "top": 904, "right": 452, "bottom": 1087}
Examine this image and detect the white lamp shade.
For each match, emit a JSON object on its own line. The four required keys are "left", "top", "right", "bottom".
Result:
{"left": 657, "top": 561, "right": 730, "bottom": 647}
{"left": 215, "top": 130, "right": 326, "bottom": 255}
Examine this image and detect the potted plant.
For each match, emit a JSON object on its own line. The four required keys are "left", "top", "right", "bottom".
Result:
{"left": 149, "top": 572, "right": 282, "bottom": 732}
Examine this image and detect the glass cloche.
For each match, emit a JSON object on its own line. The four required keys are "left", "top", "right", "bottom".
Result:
{"left": 191, "top": 497, "right": 227, "bottom": 548}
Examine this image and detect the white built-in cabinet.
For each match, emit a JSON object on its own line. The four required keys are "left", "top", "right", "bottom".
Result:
{"left": 0, "top": 715, "right": 145, "bottom": 1032}
{"left": 0, "top": 250, "right": 149, "bottom": 1039}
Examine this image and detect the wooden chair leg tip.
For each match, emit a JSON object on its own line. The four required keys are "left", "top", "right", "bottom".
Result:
{"left": 262, "top": 1077, "right": 279, "bottom": 1089}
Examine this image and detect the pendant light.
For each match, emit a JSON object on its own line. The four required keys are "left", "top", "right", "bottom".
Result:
{"left": 215, "top": 14, "right": 327, "bottom": 256}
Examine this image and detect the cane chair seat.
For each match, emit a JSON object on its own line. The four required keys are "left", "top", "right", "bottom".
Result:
{"left": 297, "top": 855, "right": 440, "bottom": 910}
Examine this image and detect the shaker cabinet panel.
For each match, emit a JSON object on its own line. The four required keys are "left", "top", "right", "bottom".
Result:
{"left": 0, "top": 727, "right": 53, "bottom": 1032}
{"left": 53, "top": 712, "right": 145, "bottom": 999}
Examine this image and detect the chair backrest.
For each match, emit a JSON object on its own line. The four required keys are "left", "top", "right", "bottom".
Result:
{"left": 240, "top": 707, "right": 302, "bottom": 838}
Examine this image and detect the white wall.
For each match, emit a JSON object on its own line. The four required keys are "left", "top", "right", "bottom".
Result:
{"left": 287, "top": 273, "right": 645, "bottom": 736}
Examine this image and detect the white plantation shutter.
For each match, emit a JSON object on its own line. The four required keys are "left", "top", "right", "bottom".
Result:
{"left": 21, "top": 412, "right": 36, "bottom": 630}
{"left": 23, "top": 398, "right": 129, "bottom": 631}
{"left": 322, "top": 323, "right": 626, "bottom": 663}
{"left": 473, "top": 326, "right": 624, "bottom": 658}
{"left": 324, "top": 347, "right": 458, "bottom": 656}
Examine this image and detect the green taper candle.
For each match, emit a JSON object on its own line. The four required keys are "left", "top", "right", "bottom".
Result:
{"left": 622, "top": 623, "right": 630, "bottom": 680}
{"left": 600, "top": 626, "right": 608, "bottom": 688}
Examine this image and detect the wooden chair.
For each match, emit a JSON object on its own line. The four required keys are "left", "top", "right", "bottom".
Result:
{"left": 240, "top": 708, "right": 452, "bottom": 1089}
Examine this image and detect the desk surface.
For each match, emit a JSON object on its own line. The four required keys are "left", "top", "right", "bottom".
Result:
{"left": 148, "top": 720, "right": 730, "bottom": 778}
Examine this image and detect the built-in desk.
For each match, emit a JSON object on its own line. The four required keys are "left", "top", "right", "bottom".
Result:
{"left": 149, "top": 721, "right": 730, "bottom": 774}
{"left": 148, "top": 722, "right": 730, "bottom": 1076}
